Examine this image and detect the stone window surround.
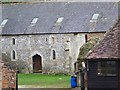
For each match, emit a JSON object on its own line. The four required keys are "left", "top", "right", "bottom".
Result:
{"left": 12, "top": 38, "right": 16, "bottom": 45}
{"left": 52, "top": 36, "right": 55, "bottom": 44}
{"left": 53, "top": 50, "right": 56, "bottom": 60}
{"left": 51, "top": 49, "right": 57, "bottom": 60}
{"left": 49, "top": 36, "right": 56, "bottom": 44}
{"left": 11, "top": 50, "right": 17, "bottom": 61}
{"left": 30, "top": 51, "right": 43, "bottom": 66}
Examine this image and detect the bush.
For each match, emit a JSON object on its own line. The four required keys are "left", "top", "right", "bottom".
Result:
{"left": 77, "top": 37, "right": 100, "bottom": 65}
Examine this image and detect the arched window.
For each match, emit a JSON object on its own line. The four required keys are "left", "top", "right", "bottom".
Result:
{"left": 12, "top": 50, "right": 16, "bottom": 59}
{"left": 13, "top": 38, "right": 15, "bottom": 45}
{"left": 53, "top": 50, "right": 56, "bottom": 60}
{"left": 85, "top": 34, "right": 88, "bottom": 43}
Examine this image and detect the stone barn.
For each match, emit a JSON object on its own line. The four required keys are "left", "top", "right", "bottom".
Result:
{"left": 0, "top": 2, "right": 118, "bottom": 74}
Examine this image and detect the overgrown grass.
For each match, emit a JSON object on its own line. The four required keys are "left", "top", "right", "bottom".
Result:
{"left": 18, "top": 74, "right": 71, "bottom": 88}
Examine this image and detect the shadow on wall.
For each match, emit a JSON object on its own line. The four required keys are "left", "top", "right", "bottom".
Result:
{"left": 2, "top": 53, "right": 30, "bottom": 73}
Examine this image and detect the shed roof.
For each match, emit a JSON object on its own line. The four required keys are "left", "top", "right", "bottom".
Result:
{"left": 87, "top": 18, "right": 120, "bottom": 59}
{"left": 1, "top": 2, "right": 118, "bottom": 35}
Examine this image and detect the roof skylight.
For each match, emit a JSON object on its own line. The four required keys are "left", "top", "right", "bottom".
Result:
{"left": 31, "top": 18, "right": 38, "bottom": 26}
{"left": 31, "top": 18, "right": 38, "bottom": 24}
{"left": 92, "top": 14, "right": 99, "bottom": 20}
{"left": 1, "top": 19, "right": 8, "bottom": 27}
{"left": 55, "top": 17, "right": 64, "bottom": 27}
{"left": 56, "top": 17, "right": 64, "bottom": 23}
{"left": 90, "top": 13, "right": 99, "bottom": 22}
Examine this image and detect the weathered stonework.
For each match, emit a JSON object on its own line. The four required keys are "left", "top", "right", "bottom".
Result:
{"left": 0, "top": 2, "right": 117, "bottom": 74}
{"left": 1, "top": 33, "right": 105, "bottom": 74}
{"left": 0, "top": 61, "right": 3, "bottom": 89}
{"left": 0, "top": 60, "right": 17, "bottom": 89}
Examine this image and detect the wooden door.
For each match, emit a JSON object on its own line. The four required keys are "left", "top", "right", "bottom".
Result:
{"left": 33, "top": 54, "right": 42, "bottom": 73}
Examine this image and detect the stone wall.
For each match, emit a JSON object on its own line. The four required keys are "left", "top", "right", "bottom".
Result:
{"left": 1, "top": 33, "right": 105, "bottom": 74}
{"left": 0, "top": 60, "right": 17, "bottom": 90}
{"left": 2, "top": 65, "right": 17, "bottom": 90}
{"left": 0, "top": 61, "right": 3, "bottom": 89}
{"left": 1, "top": 33, "right": 86, "bottom": 74}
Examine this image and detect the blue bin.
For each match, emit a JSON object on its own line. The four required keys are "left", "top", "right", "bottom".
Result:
{"left": 71, "top": 76, "right": 77, "bottom": 88}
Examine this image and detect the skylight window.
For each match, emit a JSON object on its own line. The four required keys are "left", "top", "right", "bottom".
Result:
{"left": 90, "top": 13, "right": 99, "bottom": 22}
{"left": 31, "top": 18, "right": 38, "bottom": 24}
{"left": 1, "top": 19, "right": 8, "bottom": 27}
{"left": 55, "top": 17, "right": 64, "bottom": 27}
{"left": 56, "top": 17, "right": 64, "bottom": 23}
{"left": 92, "top": 14, "right": 99, "bottom": 20}
{"left": 31, "top": 18, "right": 38, "bottom": 26}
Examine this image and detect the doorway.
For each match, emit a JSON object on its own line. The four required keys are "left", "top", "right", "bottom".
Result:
{"left": 32, "top": 54, "right": 42, "bottom": 73}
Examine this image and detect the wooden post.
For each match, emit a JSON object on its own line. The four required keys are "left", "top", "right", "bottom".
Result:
{"left": 80, "top": 69, "right": 85, "bottom": 90}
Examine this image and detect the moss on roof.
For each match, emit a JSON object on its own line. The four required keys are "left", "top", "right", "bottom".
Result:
{"left": 77, "top": 37, "right": 100, "bottom": 63}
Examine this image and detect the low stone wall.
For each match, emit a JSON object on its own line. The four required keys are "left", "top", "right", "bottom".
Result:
{"left": 2, "top": 65, "right": 17, "bottom": 90}
{"left": 0, "top": 62, "right": 3, "bottom": 89}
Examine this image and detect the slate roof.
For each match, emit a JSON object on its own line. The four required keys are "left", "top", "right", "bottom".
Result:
{"left": 1, "top": 2, "right": 118, "bottom": 35}
{"left": 87, "top": 18, "right": 120, "bottom": 59}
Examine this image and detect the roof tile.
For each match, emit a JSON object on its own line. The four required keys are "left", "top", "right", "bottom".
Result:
{"left": 1, "top": 2, "right": 118, "bottom": 35}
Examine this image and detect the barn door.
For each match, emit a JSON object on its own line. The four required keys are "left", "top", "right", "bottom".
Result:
{"left": 33, "top": 54, "right": 42, "bottom": 73}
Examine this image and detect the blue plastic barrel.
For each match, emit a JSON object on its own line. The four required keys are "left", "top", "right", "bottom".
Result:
{"left": 71, "top": 76, "right": 77, "bottom": 88}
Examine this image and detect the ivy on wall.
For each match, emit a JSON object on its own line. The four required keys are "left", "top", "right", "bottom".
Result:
{"left": 77, "top": 37, "right": 100, "bottom": 66}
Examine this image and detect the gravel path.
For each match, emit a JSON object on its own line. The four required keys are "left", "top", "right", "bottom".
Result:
{"left": 18, "top": 85, "right": 82, "bottom": 90}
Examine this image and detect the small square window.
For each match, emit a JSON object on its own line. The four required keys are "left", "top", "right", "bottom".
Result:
{"left": 97, "top": 61, "right": 116, "bottom": 76}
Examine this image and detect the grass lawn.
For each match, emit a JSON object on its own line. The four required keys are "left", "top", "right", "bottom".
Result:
{"left": 18, "top": 74, "right": 71, "bottom": 88}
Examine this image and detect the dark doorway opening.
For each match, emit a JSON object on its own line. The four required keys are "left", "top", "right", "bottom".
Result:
{"left": 32, "top": 54, "right": 42, "bottom": 73}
